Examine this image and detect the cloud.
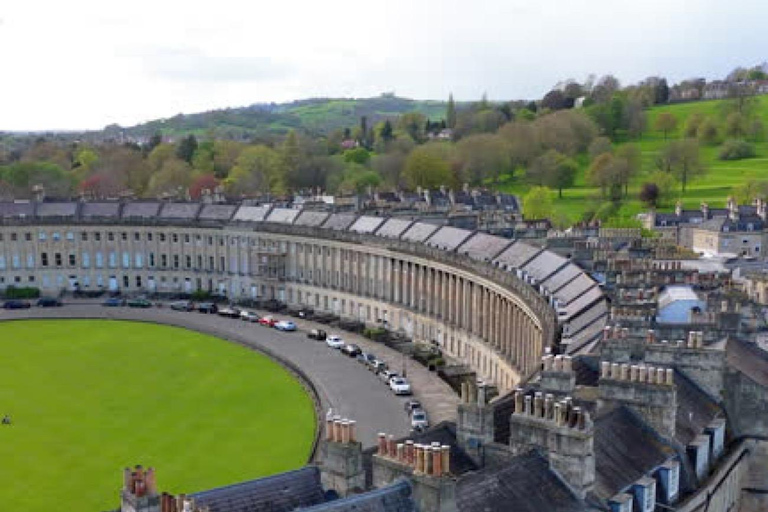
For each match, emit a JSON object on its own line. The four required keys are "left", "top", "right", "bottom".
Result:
{"left": 139, "top": 46, "right": 292, "bottom": 83}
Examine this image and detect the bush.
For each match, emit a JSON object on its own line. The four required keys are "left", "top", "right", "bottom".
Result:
{"left": 190, "top": 289, "right": 212, "bottom": 301}
{"left": 3, "top": 286, "right": 40, "bottom": 299}
{"left": 718, "top": 140, "right": 755, "bottom": 161}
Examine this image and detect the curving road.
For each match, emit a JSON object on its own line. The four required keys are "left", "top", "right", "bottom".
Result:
{"left": 0, "top": 302, "right": 459, "bottom": 451}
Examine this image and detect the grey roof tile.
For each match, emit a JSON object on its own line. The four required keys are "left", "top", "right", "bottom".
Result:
{"left": 376, "top": 218, "right": 414, "bottom": 239}
{"left": 541, "top": 264, "right": 583, "bottom": 294}
{"left": 401, "top": 222, "right": 440, "bottom": 243}
{"left": 121, "top": 202, "right": 161, "bottom": 218}
{"left": 191, "top": 466, "right": 325, "bottom": 512}
{"left": 198, "top": 204, "right": 237, "bottom": 221}
{"left": 424, "top": 226, "right": 472, "bottom": 251}
{"left": 492, "top": 241, "right": 542, "bottom": 270}
{"left": 457, "top": 450, "right": 588, "bottom": 512}
{"left": 0, "top": 202, "right": 35, "bottom": 218}
{"left": 294, "top": 210, "right": 330, "bottom": 227}
{"left": 267, "top": 208, "right": 301, "bottom": 224}
{"left": 349, "top": 216, "right": 385, "bottom": 234}
{"left": 554, "top": 274, "right": 597, "bottom": 306}
{"left": 159, "top": 202, "right": 201, "bottom": 219}
{"left": 456, "top": 233, "right": 512, "bottom": 262}
{"left": 323, "top": 213, "right": 358, "bottom": 231}
{"left": 36, "top": 202, "right": 77, "bottom": 217}
{"left": 80, "top": 202, "right": 121, "bottom": 218}
{"left": 522, "top": 251, "right": 568, "bottom": 283}
{"left": 232, "top": 205, "right": 272, "bottom": 222}
{"left": 297, "top": 480, "right": 415, "bottom": 512}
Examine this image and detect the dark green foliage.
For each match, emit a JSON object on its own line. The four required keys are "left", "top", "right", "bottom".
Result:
{"left": 2, "top": 286, "right": 40, "bottom": 299}
{"left": 176, "top": 135, "right": 198, "bottom": 163}
{"left": 718, "top": 140, "right": 756, "bottom": 160}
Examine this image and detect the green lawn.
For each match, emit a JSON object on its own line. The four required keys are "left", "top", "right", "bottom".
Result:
{"left": 0, "top": 320, "right": 315, "bottom": 512}
{"left": 501, "top": 95, "right": 768, "bottom": 223}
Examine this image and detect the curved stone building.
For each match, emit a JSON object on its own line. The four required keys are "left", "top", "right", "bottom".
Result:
{"left": 0, "top": 199, "right": 607, "bottom": 390}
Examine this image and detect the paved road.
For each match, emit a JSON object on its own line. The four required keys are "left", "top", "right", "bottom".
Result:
{"left": 0, "top": 302, "right": 458, "bottom": 450}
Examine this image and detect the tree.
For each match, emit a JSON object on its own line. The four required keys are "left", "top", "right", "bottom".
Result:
{"left": 522, "top": 187, "right": 554, "bottom": 220}
{"left": 527, "top": 150, "right": 577, "bottom": 198}
{"left": 697, "top": 118, "right": 719, "bottom": 145}
{"left": 615, "top": 144, "right": 641, "bottom": 196}
{"left": 381, "top": 120, "right": 394, "bottom": 142}
{"left": 212, "top": 139, "right": 244, "bottom": 178}
{"left": 147, "top": 158, "right": 191, "bottom": 197}
{"left": 403, "top": 143, "right": 454, "bottom": 189}
{"left": 724, "top": 112, "right": 747, "bottom": 138}
{"left": 498, "top": 121, "right": 540, "bottom": 169}
{"left": 541, "top": 89, "right": 568, "bottom": 111}
{"left": 397, "top": 112, "right": 427, "bottom": 142}
{"left": 654, "top": 78, "right": 669, "bottom": 105}
{"left": 588, "top": 137, "right": 612, "bottom": 160}
{"left": 732, "top": 177, "right": 768, "bottom": 204}
{"left": 654, "top": 112, "right": 678, "bottom": 140}
{"left": 685, "top": 113, "right": 704, "bottom": 137}
{"left": 446, "top": 94, "right": 457, "bottom": 129}
{"left": 455, "top": 134, "right": 511, "bottom": 185}
{"left": 639, "top": 183, "right": 660, "bottom": 207}
{"left": 623, "top": 99, "right": 647, "bottom": 139}
{"left": 586, "top": 153, "right": 624, "bottom": 200}
{"left": 747, "top": 119, "right": 765, "bottom": 142}
{"left": 146, "top": 132, "right": 163, "bottom": 154}
{"left": 343, "top": 147, "right": 371, "bottom": 165}
{"left": 176, "top": 135, "right": 198, "bottom": 164}
{"left": 372, "top": 152, "right": 407, "bottom": 188}
{"left": 662, "top": 139, "right": 705, "bottom": 193}
{"left": 188, "top": 173, "right": 219, "bottom": 200}
{"left": 226, "top": 145, "right": 285, "bottom": 197}
{"left": 281, "top": 130, "right": 303, "bottom": 188}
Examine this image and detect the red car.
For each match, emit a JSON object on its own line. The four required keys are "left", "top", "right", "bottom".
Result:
{"left": 259, "top": 316, "right": 277, "bottom": 327}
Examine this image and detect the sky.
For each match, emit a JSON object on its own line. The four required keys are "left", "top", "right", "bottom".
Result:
{"left": 1, "top": 0, "right": 767, "bottom": 131}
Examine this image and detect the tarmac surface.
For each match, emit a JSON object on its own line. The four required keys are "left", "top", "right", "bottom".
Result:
{"left": 0, "top": 301, "right": 459, "bottom": 450}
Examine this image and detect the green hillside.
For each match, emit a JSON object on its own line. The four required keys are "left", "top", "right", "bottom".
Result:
{"left": 500, "top": 95, "right": 768, "bottom": 223}
{"left": 124, "top": 95, "right": 449, "bottom": 140}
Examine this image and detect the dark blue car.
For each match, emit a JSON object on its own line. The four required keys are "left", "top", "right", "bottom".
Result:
{"left": 102, "top": 298, "right": 124, "bottom": 307}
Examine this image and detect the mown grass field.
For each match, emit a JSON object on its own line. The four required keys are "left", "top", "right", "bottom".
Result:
{"left": 0, "top": 320, "right": 315, "bottom": 512}
{"left": 500, "top": 95, "right": 768, "bottom": 223}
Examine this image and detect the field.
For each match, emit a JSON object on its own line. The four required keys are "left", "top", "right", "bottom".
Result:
{"left": 500, "top": 95, "right": 768, "bottom": 223}
{"left": 0, "top": 320, "right": 315, "bottom": 512}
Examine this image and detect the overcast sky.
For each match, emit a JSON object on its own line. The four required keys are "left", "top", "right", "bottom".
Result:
{"left": 1, "top": 0, "right": 766, "bottom": 131}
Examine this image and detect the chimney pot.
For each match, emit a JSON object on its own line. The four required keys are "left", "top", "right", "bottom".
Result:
{"left": 406, "top": 440, "right": 415, "bottom": 465}
{"left": 601, "top": 361, "right": 611, "bottom": 378}
{"left": 544, "top": 394, "right": 554, "bottom": 420}
{"left": 524, "top": 395, "right": 532, "bottom": 415}
{"left": 534, "top": 392, "right": 544, "bottom": 418}
{"left": 630, "top": 365, "right": 639, "bottom": 381}
{"left": 563, "top": 355, "right": 572, "bottom": 372}
{"left": 656, "top": 368, "right": 665, "bottom": 385}
{"left": 397, "top": 443, "right": 405, "bottom": 462}
{"left": 611, "top": 363, "right": 620, "bottom": 379}
{"left": 543, "top": 354, "right": 554, "bottom": 371}
{"left": 377, "top": 433, "right": 387, "bottom": 455}
{"left": 514, "top": 388, "right": 524, "bottom": 413}
{"left": 554, "top": 402, "right": 563, "bottom": 426}
{"left": 666, "top": 368, "right": 674, "bottom": 385}
{"left": 638, "top": 365, "right": 647, "bottom": 382}
{"left": 388, "top": 435, "right": 396, "bottom": 458}
{"left": 441, "top": 445, "right": 451, "bottom": 474}
{"left": 620, "top": 363, "right": 630, "bottom": 380}
{"left": 554, "top": 354, "right": 563, "bottom": 371}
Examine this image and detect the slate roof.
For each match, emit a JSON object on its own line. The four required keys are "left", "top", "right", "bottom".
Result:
{"left": 456, "top": 232, "right": 512, "bottom": 262}
{"left": 726, "top": 337, "right": 768, "bottom": 388}
{"left": 558, "top": 288, "right": 604, "bottom": 322}
{"left": 572, "top": 355, "right": 601, "bottom": 387}
{"left": 190, "top": 466, "right": 325, "bottom": 512}
{"left": 492, "top": 241, "right": 541, "bottom": 270}
{"left": 522, "top": 251, "right": 568, "bottom": 283}
{"left": 159, "top": 202, "right": 201, "bottom": 219}
{"left": 267, "top": 208, "right": 300, "bottom": 224}
{"left": 592, "top": 406, "right": 676, "bottom": 501}
{"left": 295, "top": 210, "right": 330, "bottom": 227}
{"left": 554, "top": 274, "right": 597, "bottom": 306}
{"left": 401, "top": 222, "right": 439, "bottom": 243}
{"left": 323, "top": 213, "right": 358, "bottom": 231}
{"left": 425, "top": 226, "right": 472, "bottom": 251}
{"left": 199, "top": 204, "right": 238, "bottom": 221}
{"left": 375, "top": 218, "right": 413, "bottom": 239}
{"left": 0, "top": 202, "right": 35, "bottom": 217}
{"left": 541, "top": 264, "right": 582, "bottom": 294}
{"left": 349, "top": 216, "right": 385, "bottom": 234}
{"left": 297, "top": 480, "right": 415, "bottom": 512}
{"left": 232, "top": 205, "right": 272, "bottom": 223}
{"left": 121, "top": 202, "right": 161, "bottom": 218}
{"left": 80, "top": 202, "right": 121, "bottom": 218}
{"left": 456, "top": 450, "right": 589, "bottom": 512}
{"left": 674, "top": 370, "right": 722, "bottom": 446}
{"left": 36, "top": 201, "right": 77, "bottom": 217}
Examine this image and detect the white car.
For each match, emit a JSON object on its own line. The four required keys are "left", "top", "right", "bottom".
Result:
{"left": 389, "top": 377, "right": 412, "bottom": 395}
{"left": 410, "top": 409, "right": 429, "bottom": 430}
{"left": 240, "top": 310, "right": 259, "bottom": 322}
{"left": 326, "top": 335, "right": 345, "bottom": 349}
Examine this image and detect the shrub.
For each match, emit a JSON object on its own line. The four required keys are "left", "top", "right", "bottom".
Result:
{"left": 718, "top": 140, "right": 755, "bottom": 161}
{"left": 191, "top": 289, "right": 212, "bottom": 301}
{"left": 3, "top": 286, "right": 40, "bottom": 299}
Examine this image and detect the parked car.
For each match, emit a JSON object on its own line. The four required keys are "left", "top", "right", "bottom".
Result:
{"left": 341, "top": 344, "right": 362, "bottom": 357}
{"left": 240, "top": 310, "right": 260, "bottom": 322}
{"left": 307, "top": 329, "right": 327, "bottom": 341}
{"left": 390, "top": 377, "right": 412, "bottom": 395}
{"left": 359, "top": 352, "right": 377, "bottom": 365}
{"left": 102, "top": 297, "right": 124, "bottom": 307}
{"left": 170, "top": 300, "right": 194, "bottom": 311}
{"left": 3, "top": 300, "right": 31, "bottom": 309}
{"left": 36, "top": 297, "right": 62, "bottom": 307}
{"left": 217, "top": 306, "right": 241, "bottom": 318}
{"left": 197, "top": 302, "right": 218, "bottom": 314}
{"left": 259, "top": 316, "right": 277, "bottom": 327}
{"left": 325, "top": 335, "right": 345, "bottom": 349}
{"left": 369, "top": 360, "right": 387, "bottom": 374}
{"left": 379, "top": 370, "right": 399, "bottom": 384}
{"left": 127, "top": 298, "right": 152, "bottom": 308}
{"left": 404, "top": 399, "right": 422, "bottom": 415}
{"left": 410, "top": 409, "right": 429, "bottom": 430}
{"left": 275, "top": 320, "right": 297, "bottom": 331}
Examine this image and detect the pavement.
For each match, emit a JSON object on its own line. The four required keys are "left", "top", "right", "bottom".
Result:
{"left": 0, "top": 301, "right": 459, "bottom": 450}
